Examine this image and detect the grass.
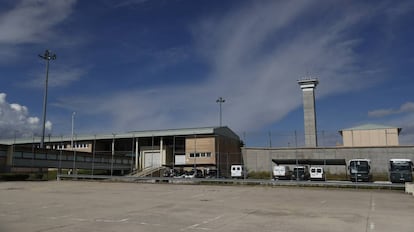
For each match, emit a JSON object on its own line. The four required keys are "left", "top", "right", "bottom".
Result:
{"left": 248, "top": 171, "right": 272, "bottom": 179}
{"left": 0, "top": 173, "right": 30, "bottom": 181}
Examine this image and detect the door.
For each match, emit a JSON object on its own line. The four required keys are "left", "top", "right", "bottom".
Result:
{"left": 175, "top": 155, "right": 185, "bottom": 165}
{"left": 144, "top": 152, "right": 161, "bottom": 168}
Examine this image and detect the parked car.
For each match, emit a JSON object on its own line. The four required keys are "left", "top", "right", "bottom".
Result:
{"left": 310, "top": 167, "right": 325, "bottom": 181}
{"left": 184, "top": 169, "right": 204, "bottom": 178}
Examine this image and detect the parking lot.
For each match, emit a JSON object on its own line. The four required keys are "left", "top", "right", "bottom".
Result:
{"left": 0, "top": 181, "right": 413, "bottom": 232}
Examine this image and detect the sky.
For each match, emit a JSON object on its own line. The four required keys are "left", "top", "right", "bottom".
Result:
{"left": 1, "top": 0, "right": 414, "bottom": 146}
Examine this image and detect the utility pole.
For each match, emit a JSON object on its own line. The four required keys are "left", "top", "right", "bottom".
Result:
{"left": 71, "top": 112, "right": 76, "bottom": 148}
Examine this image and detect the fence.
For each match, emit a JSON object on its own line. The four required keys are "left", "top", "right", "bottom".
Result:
{"left": 238, "top": 130, "right": 414, "bottom": 148}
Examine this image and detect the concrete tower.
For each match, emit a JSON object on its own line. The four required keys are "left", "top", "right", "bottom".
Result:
{"left": 298, "top": 78, "right": 319, "bottom": 147}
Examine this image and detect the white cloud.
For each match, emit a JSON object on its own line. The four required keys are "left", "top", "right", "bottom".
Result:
{"left": 10, "top": 103, "right": 27, "bottom": 113}
{"left": 55, "top": 1, "right": 407, "bottom": 135}
{"left": 187, "top": 1, "right": 375, "bottom": 131}
{"left": 0, "top": 0, "right": 77, "bottom": 65}
{"left": 365, "top": 102, "right": 414, "bottom": 145}
{"left": 385, "top": 112, "right": 414, "bottom": 145}
{"left": 0, "top": 0, "right": 76, "bottom": 44}
{"left": 368, "top": 102, "right": 414, "bottom": 117}
{"left": 400, "top": 102, "right": 414, "bottom": 112}
{"left": 25, "top": 66, "right": 85, "bottom": 88}
{"left": 0, "top": 93, "right": 5, "bottom": 103}
{"left": 27, "top": 117, "right": 39, "bottom": 125}
{"left": 0, "top": 93, "right": 52, "bottom": 139}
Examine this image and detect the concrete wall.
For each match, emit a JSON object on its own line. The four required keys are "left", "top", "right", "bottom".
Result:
{"left": 242, "top": 146, "right": 414, "bottom": 175}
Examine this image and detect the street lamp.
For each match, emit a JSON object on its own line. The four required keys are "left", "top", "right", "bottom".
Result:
{"left": 38, "top": 50, "right": 56, "bottom": 149}
{"left": 71, "top": 112, "right": 76, "bottom": 148}
{"left": 216, "top": 97, "right": 225, "bottom": 127}
{"left": 111, "top": 133, "right": 116, "bottom": 176}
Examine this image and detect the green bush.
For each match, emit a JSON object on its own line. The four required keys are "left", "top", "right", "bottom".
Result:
{"left": 248, "top": 171, "right": 272, "bottom": 179}
{"left": 325, "top": 171, "right": 390, "bottom": 181}
{"left": 325, "top": 172, "right": 348, "bottom": 181}
{"left": 0, "top": 173, "right": 29, "bottom": 181}
{"left": 372, "top": 173, "right": 389, "bottom": 182}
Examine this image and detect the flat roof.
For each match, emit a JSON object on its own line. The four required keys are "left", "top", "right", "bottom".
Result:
{"left": 0, "top": 126, "right": 240, "bottom": 145}
{"left": 340, "top": 124, "right": 401, "bottom": 131}
{"left": 272, "top": 159, "right": 346, "bottom": 166}
{"left": 390, "top": 158, "right": 412, "bottom": 163}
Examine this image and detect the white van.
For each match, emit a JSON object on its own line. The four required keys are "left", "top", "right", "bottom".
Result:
{"left": 273, "top": 165, "right": 291, "bottom": 180}
{"left": 231, "top": 165, "right": 244, "bottom": 178}
{"left": 310, "top": 167, "right": 325, "bottom": 181}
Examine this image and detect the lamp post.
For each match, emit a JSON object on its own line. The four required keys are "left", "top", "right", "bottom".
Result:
{"left": 111, "top": 133, "right": 116, "bottom": 176}
{"left": 38, "top": 50, "right": 56, "bottom": 149}
{"left": 71, "top": 112, "right": 76, "bottom": 148}
{"left": 216, "top": 97, "right": 225, "bottom": 127}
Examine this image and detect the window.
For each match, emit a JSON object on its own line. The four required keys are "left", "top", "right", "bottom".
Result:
{"left": 189, "top": 152, "right": 212, "bottom": 158}
{"left": 74, "top": 143, "right": 89, "bottom": 149}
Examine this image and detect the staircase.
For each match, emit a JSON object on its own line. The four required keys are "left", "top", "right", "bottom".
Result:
{"left": 133, "top": 166, "right": 165, "bottom": 177}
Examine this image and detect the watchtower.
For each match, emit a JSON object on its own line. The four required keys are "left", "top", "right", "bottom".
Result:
{"left": 297, "top": 78, "right": 319, "bottom": 147}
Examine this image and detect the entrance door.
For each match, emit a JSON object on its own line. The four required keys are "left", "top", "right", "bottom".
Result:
{"left": 144, "top": 152, "right": 161, "bottom": 168}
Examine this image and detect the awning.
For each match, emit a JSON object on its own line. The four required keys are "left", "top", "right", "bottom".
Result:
{"left": 272, "top": 159, "right": 346, "bottom": 166}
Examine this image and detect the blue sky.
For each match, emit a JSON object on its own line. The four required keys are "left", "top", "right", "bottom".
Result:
{"left": 1, "top": 0, "right": 414, "bottom": 145}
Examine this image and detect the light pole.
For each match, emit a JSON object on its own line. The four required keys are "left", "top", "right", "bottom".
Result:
{"left": 71, "top": 112, "right": 76, "bottom": 148}
{"left": 39, "top": 50, "right": 56, "bottom": 149}
{"left": 72, "top": 134, "right": 77, "bottom": 175}
{"left": 216, "top": 97, "right": 225, "bottom": 127}
{"left": 111, "top": 133, "right": 116, "bottom": 176}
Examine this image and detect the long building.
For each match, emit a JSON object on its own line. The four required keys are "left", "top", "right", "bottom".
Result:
{"left": 0, "top": 126, "right": 242, "bottom": 177}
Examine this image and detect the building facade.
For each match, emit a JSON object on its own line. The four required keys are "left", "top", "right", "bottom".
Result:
{"left": 0, "top": 127, "right": 242, "bottom": 177}
{"left": 339, "top": 124, "right": 401, "bottom": 147}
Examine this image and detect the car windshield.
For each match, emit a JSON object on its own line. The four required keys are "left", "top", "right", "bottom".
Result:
{"left": 293, "top": 168, "right": 304, "bottom": 173}
{"left": 390, "top": 163, "right": 412, "bottom": 171}
{"left": 350, "top": 161, "right": 369, "bottom": 173}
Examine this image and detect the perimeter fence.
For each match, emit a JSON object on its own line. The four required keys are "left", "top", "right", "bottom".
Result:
{"left": 238, "top": 130, "right": 414, "bottom": 148}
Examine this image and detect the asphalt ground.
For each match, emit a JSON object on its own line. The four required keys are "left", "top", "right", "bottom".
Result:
{"left": 0, "top": 181, "right": 413, "bottom": 232}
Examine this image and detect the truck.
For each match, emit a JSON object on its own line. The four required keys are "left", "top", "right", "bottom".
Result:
{"left": 273, "top": 165, "right": 291, "bottom": 180}
{"left": 348, "top": 159, "right": 372, "bottom": 182}
{"left": 310, "top": 166, "right": 325, "bottom": 181}
{"left": 291, "top": 166, "right": 310, "bottom": 181}
{"left": 389, "top": 159, "right": 413, "bottom": 183}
